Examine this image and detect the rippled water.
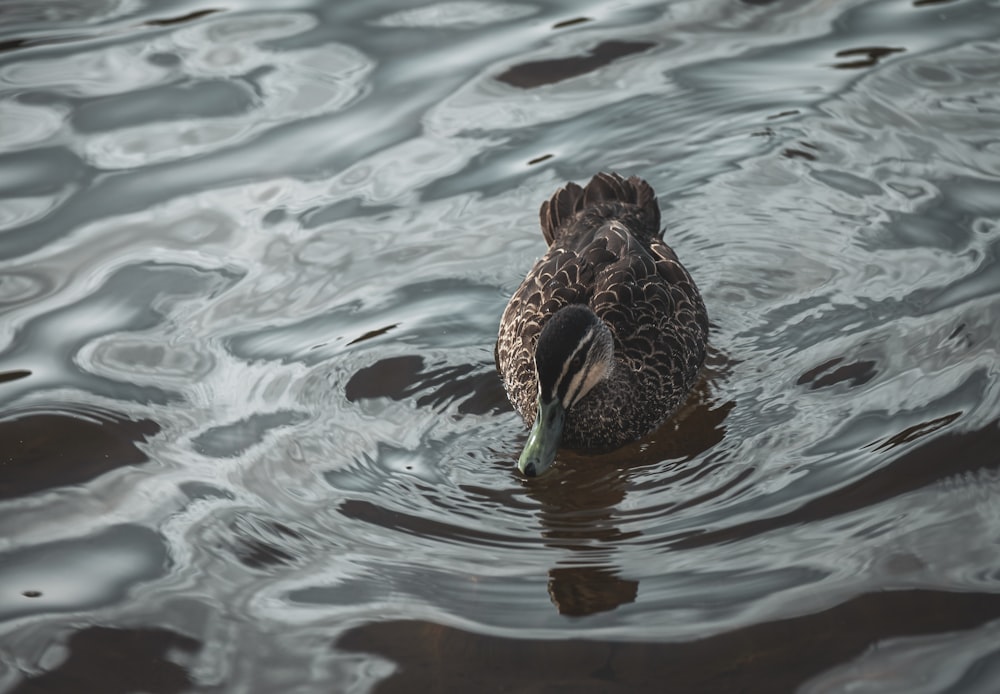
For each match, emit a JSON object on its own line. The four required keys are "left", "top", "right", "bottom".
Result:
{"left": 2, "top": 0, "right": 1000, "bottom": 691}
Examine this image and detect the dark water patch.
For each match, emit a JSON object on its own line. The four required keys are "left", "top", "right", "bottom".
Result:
{"left": 670, "top": 416, "right": 997, "bottom": 551}
{"left": 0, "top": 34, "right": 85, "bottom": 54}
{"left": 0, "top": 406, "right": 158, "bottom": 500}
{"left": 347, "top": 323, "right": 398, "bottom": 345}
{"left": 9, "top": 626, "right": 199, "bottom": 694}
{"left": 337, "top": 590, "right": 1000, "bottom": 693}
{"left": 143, "top": 8, "right": 221, "bottom": 27}
{"left": 797, "top": 357, "right": 877, "bottom": 390}
{"left": 496, "top": 40, "right": 656, "bottom": 89}
{"left": 832, "top": 46, "right": 907, "bottom": 70}
{"left": 0, "top": 524, "right": 168, "bottom": 621}
{"left": 0, "top": 369, "right": 31, "bottom": 384}
{"left": 867, "top": 411, "right": 963, "bottom": 452}
{"left": 346, "top": 355, "right": 510, "bottom": 415}
{"left": 552, "top": 17, "right": 592, "bottom": 29}
{"left": 345, "top": 355, "right": 422, "bottom": 400}
{"left": 527, "top": 153, "right": 554, "bottom": 165}
{"left": 783, "top": 147, "right": 817, "bottom": 161}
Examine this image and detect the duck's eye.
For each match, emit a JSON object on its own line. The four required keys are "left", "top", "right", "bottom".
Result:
{"left": 570, "top": 354, "right": 585, "bottom": 372}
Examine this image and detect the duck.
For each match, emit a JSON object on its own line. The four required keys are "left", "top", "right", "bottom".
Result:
{"left": 495, "top": 172, "right": 708, "bottom": 476}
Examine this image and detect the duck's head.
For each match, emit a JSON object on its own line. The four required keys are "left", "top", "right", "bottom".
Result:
{"left": 519, "top": 304, "right": 614, "bottom": 477}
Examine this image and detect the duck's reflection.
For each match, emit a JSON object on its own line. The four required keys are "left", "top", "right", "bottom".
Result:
{"left": 522, "top": 368, "right": 733, "bottom": 617}
{"left": 548, "top": 565, "right": 638, "bottom": 617}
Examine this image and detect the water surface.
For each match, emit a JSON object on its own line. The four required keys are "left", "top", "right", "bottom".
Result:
{"left": 2, "top": 0, "right": 1000, "bottom": 691}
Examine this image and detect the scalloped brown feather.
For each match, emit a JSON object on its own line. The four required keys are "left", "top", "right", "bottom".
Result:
{"left": 496, "top": 172, "right": 708, "bottom": 450}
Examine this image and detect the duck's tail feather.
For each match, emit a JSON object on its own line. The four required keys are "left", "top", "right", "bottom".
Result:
{"left": 539, "top": 172, "right": 661, "bottom": 245}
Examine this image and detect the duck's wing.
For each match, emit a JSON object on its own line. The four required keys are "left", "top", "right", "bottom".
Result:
{"left": 589, "top": 223, "right": 707, "bottom": 380}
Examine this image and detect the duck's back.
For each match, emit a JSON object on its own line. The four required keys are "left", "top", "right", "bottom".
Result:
{"left": 497, "top": 173, "right": 708, "bottom": 450}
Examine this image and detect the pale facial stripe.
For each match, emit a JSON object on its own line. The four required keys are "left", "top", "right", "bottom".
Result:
{"left": 554, "top": 327, "right": 595, "bottom": 406}
{"left": 564, "top": 352, "right": 608, "bottom": 409}
{"left": 565, "top": 365, "right": 588, "bottom": 409}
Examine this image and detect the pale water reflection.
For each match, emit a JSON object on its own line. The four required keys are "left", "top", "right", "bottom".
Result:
{"left": 1, "top": 0, "right": 1000, "bottom": 691}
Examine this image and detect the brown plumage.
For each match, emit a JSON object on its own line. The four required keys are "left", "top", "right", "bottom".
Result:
{"left": 495, "top": 172, "right": 708, "bottom": 451}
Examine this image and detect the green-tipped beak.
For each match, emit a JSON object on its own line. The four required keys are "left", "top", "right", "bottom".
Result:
{"left": 517, "top": 396, "right": 565, "bottom": 477}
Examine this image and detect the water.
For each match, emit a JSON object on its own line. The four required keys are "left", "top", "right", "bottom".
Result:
{"left": 1, "top": 0, "right": 1000, "bottom": 691}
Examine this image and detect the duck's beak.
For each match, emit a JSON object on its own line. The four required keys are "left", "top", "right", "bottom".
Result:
{"left": 517, "top": 396, "right": 565, "bottom": 477}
